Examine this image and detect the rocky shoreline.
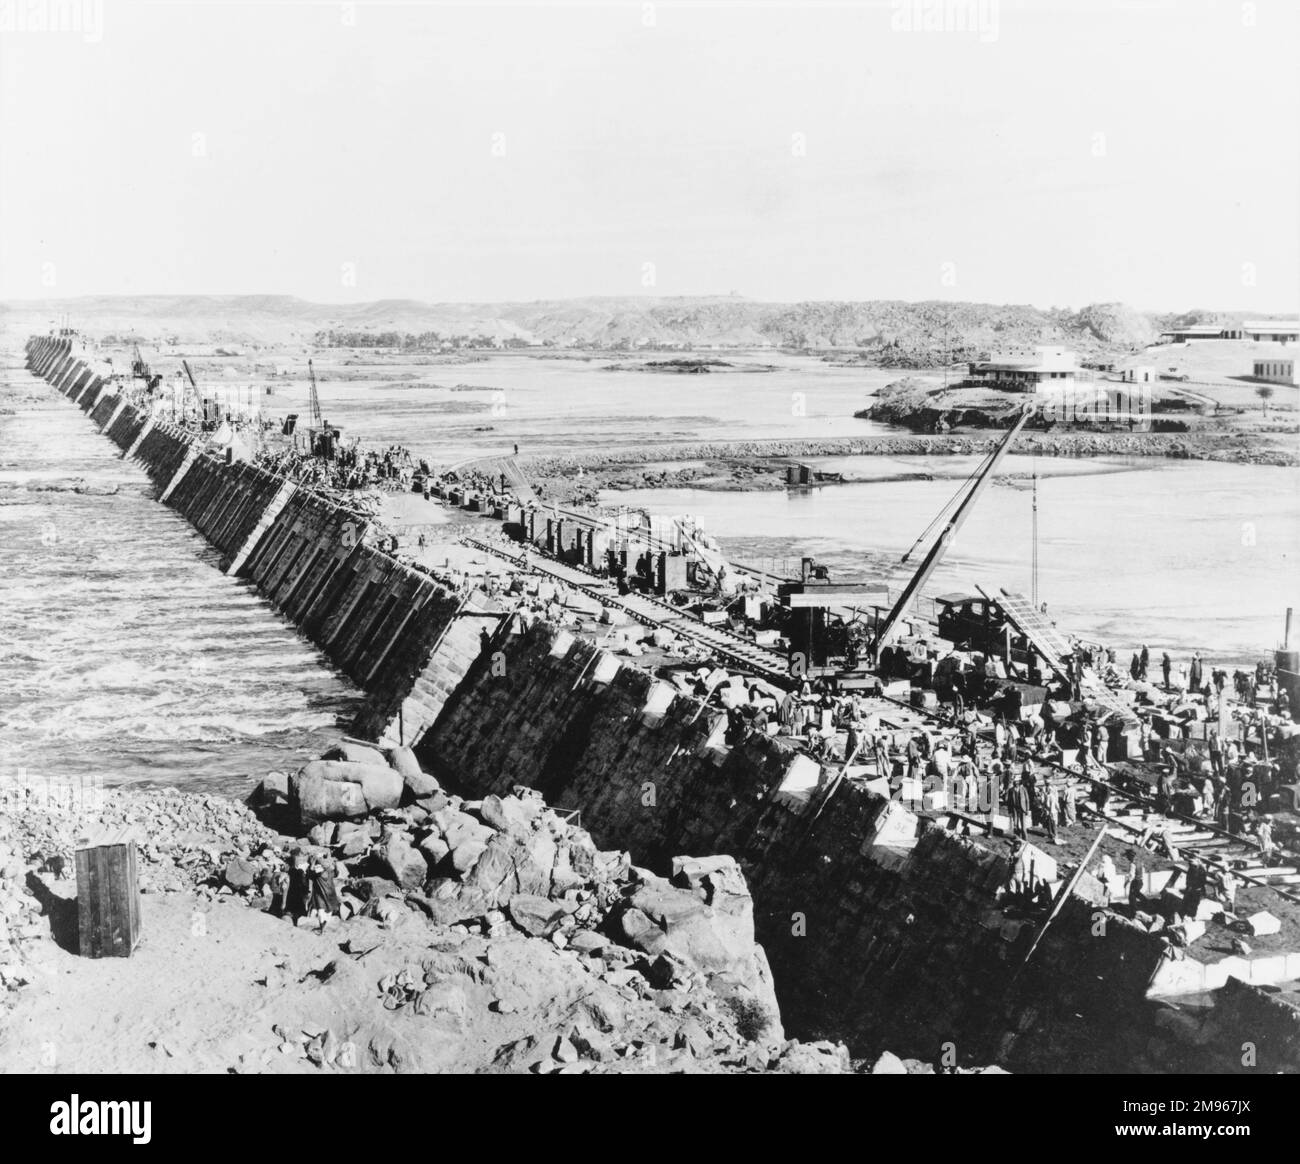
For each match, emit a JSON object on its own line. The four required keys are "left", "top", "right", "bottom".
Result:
{"left": 0, "top": 760, "right": 1007, "bottom": 1075}
{"left": 517, "top": 429, "right": 1298, "bottom": 503}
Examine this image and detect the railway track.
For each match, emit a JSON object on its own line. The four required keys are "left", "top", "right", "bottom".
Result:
{"left": 459, "top": 535, "right": 792, "bottom": 681}
{"left": 460, "top": 528, "right": 1296, "bottom": 911}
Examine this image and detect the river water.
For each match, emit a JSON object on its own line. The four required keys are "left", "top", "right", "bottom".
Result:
{"left": 272, "top": 351, "right": 898, "bottom": 460}
{"left": 605, "top": 455, "right": 1300, "bottom": 665}
{"left": 0, "top": 365, "right": 359, "bottom": 796}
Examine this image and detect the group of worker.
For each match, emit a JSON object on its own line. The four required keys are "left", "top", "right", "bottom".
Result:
{"left": 253, "top": 440, "right": 416, "bottom": 493}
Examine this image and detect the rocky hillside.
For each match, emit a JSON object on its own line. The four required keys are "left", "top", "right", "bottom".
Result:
{"left": 4, "top": 295, "right": 1294, "bottom": 363}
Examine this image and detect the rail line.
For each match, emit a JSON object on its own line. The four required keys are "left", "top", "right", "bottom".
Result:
{"left": 461, "top": 529, "right": 1296, "bottom": 911}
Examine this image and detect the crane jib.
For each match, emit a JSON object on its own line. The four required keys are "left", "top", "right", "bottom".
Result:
{"left": 872, "top": 404, "right": 1034, "bottom": 654}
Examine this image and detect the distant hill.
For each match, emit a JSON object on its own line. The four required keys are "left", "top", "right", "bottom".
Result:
{"left": 2, "top": 294, "right": 1295, "bottom": 365}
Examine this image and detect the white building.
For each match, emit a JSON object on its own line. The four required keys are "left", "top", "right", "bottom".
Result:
{"left": 1122, "top": 365, "right": 1155, "bottom": 383}
{"left": 967, "top": 346, "right": 1078, "bottom": 392}
{"left": 1253, "top": 358, "right": 1296, "bottom": 386}
{"left": 1243, "top": 320, "right": 1300, "bottom": 343}
{"left": 1159, "top": 324, "right": 1242, "bottom": 342}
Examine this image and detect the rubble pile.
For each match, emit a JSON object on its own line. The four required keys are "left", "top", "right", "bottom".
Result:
{"left": 249, "top": 745, "right": 789, "bottom": 1050}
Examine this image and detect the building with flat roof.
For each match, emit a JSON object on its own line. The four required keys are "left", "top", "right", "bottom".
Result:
{"left": 1158, "top": 324, "right": 1243, "bottom": 342}
{"left": 1253, "top": 358, "right": 1296, "bottom": 386}
{"left": 966, "top": 345, "right": 1078, "bottom": 392}
{"left": 1243, "top": 320, "right": 1300, "bottom": 343}
{"left": 1122, "top": 365, "right": 1155, "bottom": 383}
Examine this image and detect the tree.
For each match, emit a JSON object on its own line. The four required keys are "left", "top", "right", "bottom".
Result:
{"left": 1256, "top": 385, "right": 1275, "bottom": 413}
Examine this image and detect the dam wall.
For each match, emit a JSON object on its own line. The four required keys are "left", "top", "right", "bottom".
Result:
{"left": 23, "top": 337, "right": 466, "bottom": 717}
{"left": 418, "top": 615, "right": 1174, "bottom": 1066}
{"left": 22, "top": 335, "right": 1207, "bottom": 1070}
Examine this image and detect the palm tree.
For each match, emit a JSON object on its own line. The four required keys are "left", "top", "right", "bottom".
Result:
{"left": 1256, "top": 385, "right": 1275, "bottom": 414}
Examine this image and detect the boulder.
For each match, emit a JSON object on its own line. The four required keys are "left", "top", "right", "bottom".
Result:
{"left": 625, "top": 880, "right": 731, "bottom": 973}
{"left": 478, "top": 794, "right": 539, "bottom": 838}
{"left": 308, "top": 823, "right": 336, "bottom": 847}
{"left": 386, "top": 747, "right": 440, "bottom": 798}
{"left": 321, "top": 742, "right": 388, "bottom": 767}
{"left": 378, "top": 835, "right": 427, "bottom": 890}
{"left": 568, "top": 930, "right": 608, "bottom": 954}
{"left": 459, "top": 833, "right": 551, "bottom": 902}
{"left": 450, "top": 838, "right": 489, "bottom": 876}
{"left": 290, "top": 770, "right": 367, "bottom": 827}
{"left": 773, "top": 1041, "right": 851, "bottom": 1074}
{"left": 418, "top": 833, "right": 451, "bottom": 869}
{"left": 619, "top": 860, "right": 782, "bottom": 1042}
{"left": 435, "top": 812, "right": 495, "bottom": 860}
{"left": 222, "top": 856, "right": 257, "bottom": 890}
{"left": 249, "top": 771, "right": 290, "bottom": 809}
{"left": 508, "top": 894, "right": 576, "bottom": 938}
{"left": 335, "top": 825, "right": 371, "bottom": 858}
{"left": 871, "top": 1051, "right": 908, "bottom": 1075}
{"left": 298, "top": 760, "right": 403, "bottom": 812}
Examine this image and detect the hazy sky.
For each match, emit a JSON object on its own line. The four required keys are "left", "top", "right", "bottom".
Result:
{"left": 2, "top": 0, "right": 1297, "bottom": 310}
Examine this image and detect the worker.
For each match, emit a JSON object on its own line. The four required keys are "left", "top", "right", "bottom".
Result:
{"left": 1059, "top": 781, "right": 1077, "bottom": 826}
{"left": 1154, "top": 766, "right": 1174, "bottom": 816}
{"left": 1182, "top": 858, "right": 1208, "bottom": 921}
{"left": 1127, "top": 852, "right": 1147, "bottom": 909}
{"left": 1161, "top": 652, "right": 1172, "bottom": 689}
{"left": 993, "top": 759, "right": 1011, "bottom": 806}
{"left": 1214, "top": 867, "right": 1238, "bottom": 913}
{"left": 931, "top": 740, "right": 951, "bottom": 782}
{"left": 1208, "top": 732, "right": 1224, "bottom": 778}
{"left": 1009, "top": 781, "right": 1031, "bottom": 840}
{"left": 1257, "top": 816, "right": 1275, "bottom": 861}
{"left": 1189, "top": 652, "right": 1203, "bottom": 694}
{"left": 1092, "top": 779, "right": 1111, "bottom": 816}
{"left": 1139, "top": 644, "right": 1150, "bottom": 681}
{"left": 1130, "top": 652, "right": 1142, "bottom": 681}
{"left": 874, "top": 737, "right": 892, "bottom": 783}
{"left": 1041, "top": 780, "right": 1060, "bottom": 844}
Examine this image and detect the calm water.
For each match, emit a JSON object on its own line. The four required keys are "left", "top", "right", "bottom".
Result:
{"left": 270, "top": 352, "right": 898, "bottom": 461}
{"left": 605, "top": 457, "right": 1300, "bottom": 664}
{"left": 0, "top": 363, "right": 360, "bottom": 796}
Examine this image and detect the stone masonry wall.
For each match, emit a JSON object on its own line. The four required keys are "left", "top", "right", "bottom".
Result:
{"left": 421, "top": 618, "right": 1173, "bottom": 1066}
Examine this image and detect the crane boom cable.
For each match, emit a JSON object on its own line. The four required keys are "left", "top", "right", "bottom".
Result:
{"left": 898, "top": 450, "right": 996, "bottom": 566}
{"left": 1031, "top": 453, "right": 1039, "bottom": 608}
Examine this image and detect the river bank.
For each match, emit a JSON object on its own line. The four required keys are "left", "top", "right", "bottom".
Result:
{"left": 519, "top": 428, "right": 1300, "bottom": 504}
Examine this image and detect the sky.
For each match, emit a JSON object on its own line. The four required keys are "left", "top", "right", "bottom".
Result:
{"left": 1, "top": 0, "right": 1297, "bottom": 311}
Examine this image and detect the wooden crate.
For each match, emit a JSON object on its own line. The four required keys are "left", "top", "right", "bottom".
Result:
{"left": 75, "top": 830, "right": 142, "bottom": 958}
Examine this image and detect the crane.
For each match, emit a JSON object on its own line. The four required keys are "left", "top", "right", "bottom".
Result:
{"left": 307, "top": 358, "right": 323, "bottom": 435}
{"left": 870, "top": 402, "right": 1034, "bottom": 656}
{"left": 131, "top": 343, "right": 162, "bottom": 393}
{"left": 180, "top": 359, "right": 207, "bottom": 425}
{"left": 131, "top": 343, "right": 150, "bottom": 381}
